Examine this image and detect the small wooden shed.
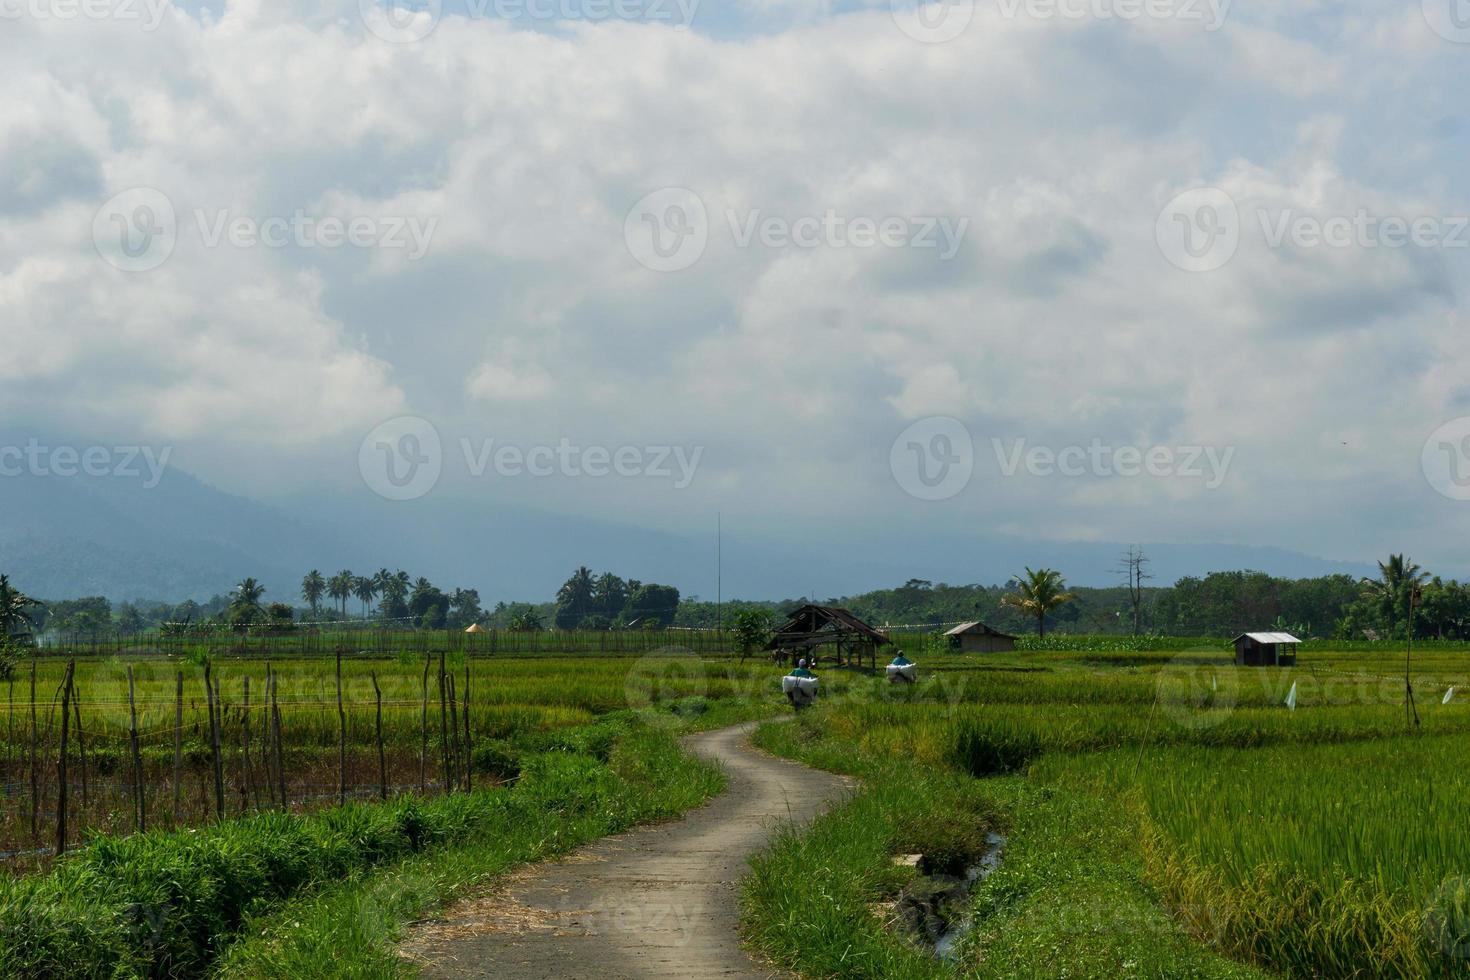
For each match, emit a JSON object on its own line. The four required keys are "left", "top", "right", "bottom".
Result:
{"left": 766, "top": 604, "right": 891, "bottom": 669}
{"left": 945, "top": 621, "right": 1018, "bottom": 654}
{"left": 1234, "top": 632, "right": 1301, "bottom": 667}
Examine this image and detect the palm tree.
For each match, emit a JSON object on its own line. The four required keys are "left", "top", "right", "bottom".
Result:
{"left": 301, "top": 570, "right": 326, "bottom": 619}
{"left": 1361, "top": 554, "right": 1428, "bottom": 635}
{"left": 1000, "top": 567, "right": 1077, "bottom": 638}
{"left": 372, "top": 568, "right": 393, "bottom": 600}
{"left": 379, "top": 570, "right": 410, "bottom": 607}
{"left": 231, "top": 577, "right": 267, "bottom": 625}
{"left": 353, "top": 576, "right": 378, "bottom": 619}
{"left": 555, "top": 566, "right": 597, "bottom": 629}
{"left": 328, "top": 570, "right": 354, "bottom": 618}
{"left": 0, "top": 575, "right": 42, "bottom": 643}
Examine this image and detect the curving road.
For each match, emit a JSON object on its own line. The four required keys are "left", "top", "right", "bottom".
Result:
{"left": 399, "top": 722, "right": 851, "bottom": 980}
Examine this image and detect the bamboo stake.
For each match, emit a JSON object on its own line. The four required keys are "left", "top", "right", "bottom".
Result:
{"left": 372, "top": 672, "right": 386, "bottom": 801}
{"left": 240, "top": 676, "right": 253, "bottom": 813}
{"left": 56, "top": 661, "right": 74, "bottom": 856}
{"left": 29, "top": 659, "right": 38, "bottom": 842}
{"left": 72, "top": 683, "right": 87, "bottom": 808}
{"left": 2, "top": 673, "right": 10, "bottom": 778}
{"left": 438, "top": 650, "right": 449, "bottom": 792}
{"left": 262, "top": 665, "right": 275, "bottom": 809}
{"left": 172, "top": 671, "right": 183, "bottom": 826}
{"left": 336, "top": 648, "right": 346, "bottom": 807}
{"left": 446, "top": 672, "right": 459, "bottom": 792}
{"left": 127, "top": 666, "right": 145, "bottom": 834}
{"left": 271, "top": 669, "right": 286, "bottom": 810}
{"left": 420, "top": 653, "right": 430, "bottom": 794}
{"left": 205, "top": 662, "right": 224, "bottom": 819}
{"left": 462, "top": 661, "right": 473, "bottom": 792}
{"left": 5, "top": 676, "right": 12, "bottom": 802}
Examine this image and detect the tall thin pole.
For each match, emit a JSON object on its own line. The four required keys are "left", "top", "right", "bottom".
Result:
{"left": 205, "top": 663, "right": 224, "bottom": 819}
{"left": 336, "top": 648, "right": 346, "bottom": 807}
{"left": 172, "top": 671, "right": 183, "bottom": 825}
{"left": 56, "top": 661, "right": 74, "bottom": 856}
{"left": 717, "top": 511, "right": 722, "bottom": 642}
{"left": 127, "top": 666, "right": 145, "bottom": 834}
{"left": 1407, "top": 587, "right": 1421, "bottom": 729}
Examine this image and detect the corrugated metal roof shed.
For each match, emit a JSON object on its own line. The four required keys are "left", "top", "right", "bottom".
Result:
{"left": 945, "top": 621, "right": 1017, "bottom": 639}
{"left": 1236, "top": 632, "right": 1303, "bottom": 644}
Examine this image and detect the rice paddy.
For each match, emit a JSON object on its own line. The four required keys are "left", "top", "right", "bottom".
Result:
{"left": 5, "top": 638, "right": 1469, "bottom": 977}
{"left": 744, "top": 643, "right": 1470, "bottom": 979}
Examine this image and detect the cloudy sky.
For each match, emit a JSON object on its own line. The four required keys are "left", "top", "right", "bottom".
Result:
{"left": 5, "top": 0, "right": 1470, "bottom": 580}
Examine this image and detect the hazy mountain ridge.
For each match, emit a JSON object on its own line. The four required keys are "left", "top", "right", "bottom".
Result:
{"left": 0, "top": 459, "right": 1376, "bottom": 604}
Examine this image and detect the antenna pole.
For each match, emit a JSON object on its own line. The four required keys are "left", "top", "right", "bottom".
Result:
{"left": 716, "top": 512, "right": 722, "bottom": 640}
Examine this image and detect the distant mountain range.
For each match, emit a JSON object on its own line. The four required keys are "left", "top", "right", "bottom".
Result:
{"left": 0, "top": 456, "right": 1377, "bottom": 606}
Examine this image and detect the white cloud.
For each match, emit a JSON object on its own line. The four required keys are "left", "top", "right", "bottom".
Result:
{"left": 3, "top": 0, "right": 1468, "bottom": 568}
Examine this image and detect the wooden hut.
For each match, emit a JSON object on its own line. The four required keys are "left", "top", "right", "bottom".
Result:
{"left": 1233, "top": 632, "right": 1301, "bottom": 667}
{"left": 945, "top": 621, "right": 1017, "bottom": 654}
{"left": 766, "top": 604, "right": 891, "bottom": 669}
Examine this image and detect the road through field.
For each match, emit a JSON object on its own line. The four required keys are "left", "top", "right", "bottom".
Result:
{"left": 399, "top": 722, "right": 851, "bottom": 979}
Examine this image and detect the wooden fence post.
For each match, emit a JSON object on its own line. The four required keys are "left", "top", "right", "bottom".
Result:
{"left": 438, "top": 651, "right": 449, "bottom": 792}
{"left": 240, "top": 676, "right": 253, "bottom": 813}
{"left": 5, "top": 676, "right": 12, "bottom": 797}
{"left": 172, "top": 671, "right": 183, "bottom": 825}
{"left": 420, "top": 653, "right": 430, "bottom": 795}
{"left": 271, "top": 668, "right": 286, "bottom": 810}
{"left": 29, "top": 659, "right": 38, "bottom": 842}
{"left": 462, "top": 661, "right": 473, "bottom": 792}
{"left": 262, "top": 665, "right": 275, "bottom": 809}
{"left": 126, "top": 665, "right": 146, "bottom": 834}
{"left": 56, "top": 661, "right": 75, "bottom": 856}
{"left": 73, "top": 684, "right": 87, "bottom": 809}
{"left": 446, "top": 672, "right": 459, "bottom": 791}
{"left": 372, "top": 672, "right": 386, "bottom": 800}
{"left": 205, "top": 662, "right": 224, "bottom": 819}
{"left": 336, "top": 648, "right": 346, "bottom": 807}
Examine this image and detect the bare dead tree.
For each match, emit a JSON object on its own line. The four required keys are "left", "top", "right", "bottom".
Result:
{"left": 1117, "top": 545, "right": 1153, "bottom": 635}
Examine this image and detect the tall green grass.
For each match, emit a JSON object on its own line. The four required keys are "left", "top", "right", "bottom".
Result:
{"left": 1101, "top": 737, "right": 1470, "bottom": 977}
{"left": 0, "top": 716, "right": 723, "bottom": 979}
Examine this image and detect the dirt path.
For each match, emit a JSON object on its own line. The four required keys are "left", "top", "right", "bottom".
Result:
{"left": 399, "top": 722, "right": 850, "bottom": 980}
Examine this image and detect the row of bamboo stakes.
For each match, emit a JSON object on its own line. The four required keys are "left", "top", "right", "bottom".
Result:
{"left": 19, "top": 649, "right": 477, "bottom": 858}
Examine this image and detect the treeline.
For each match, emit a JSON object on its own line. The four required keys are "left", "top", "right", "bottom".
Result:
{"left": 676, "top": 558, "right": 1470, "bottom": 641}
{"left": 10, "top": 554, "right": 1468, "bottom": 643}
{"left": 548, "top": 566, "right": 681, "bottom": 630}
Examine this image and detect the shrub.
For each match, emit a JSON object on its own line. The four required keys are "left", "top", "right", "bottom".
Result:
{"left": 471, "top": 739, "right": 523, "bottom": 781}
{"left": 949, "top": 723, "right": 1041, "bottom": 777}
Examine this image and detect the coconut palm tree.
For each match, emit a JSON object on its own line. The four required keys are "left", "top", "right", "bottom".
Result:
{"left": 301, "top": 570, "right": 326, "bottom": 619}
{"left": 1000, "top": 567, "right": 1077, "bottom": 638}
{"left": 0, "top": 575, "right": 42, "bottom": 643}
{"left": 328, "top": 570, "right": 354, "bottom": 618}
{"left": 231, "top": 577, "right": 267, "bottom": 626}
{"left": 353, "top": 576, "right": 378, "bottom": 619}
{"left": 555, "top": 566, "right": 597, "bottom": 629}
{"left": 1361, "top": 554, "right": 1428, "bottom": 635}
